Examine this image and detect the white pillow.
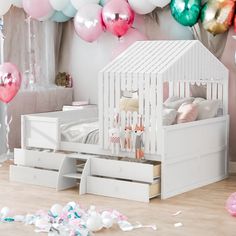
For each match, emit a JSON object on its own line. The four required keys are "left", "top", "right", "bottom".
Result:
{"left": 193, "top": 97, "right": 205, "bottom": 104}
{"left": 164, "top": 96, "right": 194, "bottom": 110}
{"left": 162, "top": 108, "right": 177, "bottom": 126}
{"left": 196, "top": 100, "right": 221, "bottom": 120}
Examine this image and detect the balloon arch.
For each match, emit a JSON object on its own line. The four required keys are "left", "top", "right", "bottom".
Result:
{"left": 0, "top": 0, "right": 234, "bottom": 43}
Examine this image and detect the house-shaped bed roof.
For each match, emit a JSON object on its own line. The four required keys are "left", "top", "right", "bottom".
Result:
{"left": 101, "top": 40, "right": 228, "bottom": 82}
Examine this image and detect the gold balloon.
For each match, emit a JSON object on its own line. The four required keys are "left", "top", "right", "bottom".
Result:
{"left": 201, "top": 0, "right": 235, "bottom": 35}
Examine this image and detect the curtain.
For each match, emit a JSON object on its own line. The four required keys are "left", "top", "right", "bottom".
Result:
{"left": 0, "top": 7, "right": 64, "bottom": 156}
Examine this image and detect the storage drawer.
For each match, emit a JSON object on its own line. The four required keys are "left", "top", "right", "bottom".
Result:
{"left": 10, "top": 165, "right": 58, "bottom": 188}
{"left": 14, "top": 149, "right": 66, "bottom": 170}
{"left": 87, "top": 176, "right": 160, "bottom": 202}
{"left": 91, "top": 157, "right": 161, "bottom": 183}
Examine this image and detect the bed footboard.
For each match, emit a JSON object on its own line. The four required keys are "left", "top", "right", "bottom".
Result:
{"left": 21, "top": 115, "right": 60, "bottom": 150}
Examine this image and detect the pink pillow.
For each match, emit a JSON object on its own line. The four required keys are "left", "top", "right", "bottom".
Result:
{"left": 177, "top": 103, "right": 198, "bottom": 124}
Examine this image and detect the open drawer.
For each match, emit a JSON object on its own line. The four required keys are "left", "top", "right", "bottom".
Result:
{"left": 91, "top": 157, "right": 161, "bottom": 183}
{"left": 87, "top": 176, "right": 160, "bottom": 202}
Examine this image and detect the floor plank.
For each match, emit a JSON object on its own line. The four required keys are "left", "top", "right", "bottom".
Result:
{"left": 0, "top": 162, "right": 236, "bottom": 236}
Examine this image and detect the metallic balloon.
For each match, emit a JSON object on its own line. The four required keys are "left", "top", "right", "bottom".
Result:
{"left": 0, "top": 63, "right": 22, "bottom": 104}
{"left": 170, "top": 0, "right": 201, "bottom": 27}
{"left": 201, "top": 0, "right": 235, "bottom": 35}
{"left": 234, "top": 14, "right": 236, "bottom": 33}
{"left": 102, "top": 0, "right": 135, "bottom": 37}
{"left": 74, "top": 3, "right": 104, "bottom": 43}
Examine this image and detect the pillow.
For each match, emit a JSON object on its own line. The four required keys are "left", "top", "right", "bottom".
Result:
{"left": 164, "top": 96, "right": 194, "bottom": 110}
{"left": 120, "top": 97, "right": 139, "bottom": 112}
{"left": 193, "top": 97, "right": 205, "bottom": 104}
{"left": 196, "top": 100, "right": 221, "bottom": 120}
{"left": 177, "top": 103, "right": 198, "bottom": 124}
{"left": 162, "top": 108, "right": 177, "bottom": 126}
{"left": 190, "top": 84, "right": 207, "bottom": 99}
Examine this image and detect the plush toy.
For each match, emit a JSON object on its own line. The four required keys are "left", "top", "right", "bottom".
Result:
{"left": 133, "top": 116, "right": 145, "bottom": 159}
{"left": 124, "top": 125, "right": 132, "bottom": 152}
{"left": 109, "top": 114, "right": 121, "bottom": 155}
{"left": 55, "top": 72, "right": 73, "bottom": 88}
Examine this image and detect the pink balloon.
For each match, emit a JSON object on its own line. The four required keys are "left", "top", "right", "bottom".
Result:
{"left": 226, "top": 192, "right": 236, "bottom": 216}
{"left": 112, "top": 28, "right": 147, "bottom": 58}
{"left": 102, "top": 0, "right": 135, "bottom": 37}
{"left": 74, "top": 3, "right": 104, "bottom": 43}
{"left": 0, "top": 63, "right": 22, "bottom": 104}
{"left": 23, "top": 0, "right": 54, "bottom": 20}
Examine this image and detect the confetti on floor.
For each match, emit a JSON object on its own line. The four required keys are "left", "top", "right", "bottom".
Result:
{"left": 174, "top": 222, "right": 183, "bottom": 228}
{"left": 0, "top": 202, "right": 157, "bottom": 236}
{"left": 172, "top": 211, "right": 182, "bottom": 216}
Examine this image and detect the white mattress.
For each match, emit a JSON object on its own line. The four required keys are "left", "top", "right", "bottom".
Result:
{"left": 61, "top": 120, "right": 99, "bottom": 145}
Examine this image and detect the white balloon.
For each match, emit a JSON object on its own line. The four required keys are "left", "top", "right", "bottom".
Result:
{"left": 70, "top": 0, "right": 99, "bottom": 10}
{"left": 11, "top": 0, "right": 23, "bottom": 8}
{"left": 50, "top": 204, "right": 63, "bottom": 217}
{"left": 148, "top": 0, "right": 170, "bottom": 8}
{"left": 49, "top": 0, "right": 69, "bottom": 11}
{"left": 0, "top": 0, "right": 11, "bottom": 16}
{"left": 0, "top": 207, "right": 10, "bottom": 218}
{"left": 86, "top": 212, "right": 103, "bottom": 232}
{"left": 128, "top": 0, "right": 156, "bottom": 15}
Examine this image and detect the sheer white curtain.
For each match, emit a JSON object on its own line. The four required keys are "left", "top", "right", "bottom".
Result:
{"left": 0, "top": 7, "right": 63, "bottom": 156}
{"left": 4, "top": 7, "right": 63, "bottom": 86}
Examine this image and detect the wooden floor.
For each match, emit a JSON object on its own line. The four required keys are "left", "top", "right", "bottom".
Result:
{"left": 0, "top": 162, "right": 236, "bottom": 236}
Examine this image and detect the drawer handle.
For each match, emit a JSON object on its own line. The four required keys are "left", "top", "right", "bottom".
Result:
{"left": 37, "top": 158, "right": 41, "bottom": 162}
{"left": 33, "top": 175, "right": 37, "bottom": 179}
{"left": 119, "top": 167, "right": 123, "bottom": 173}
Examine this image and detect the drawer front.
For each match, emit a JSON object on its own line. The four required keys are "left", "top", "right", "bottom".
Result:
{"left": 87, "top": 176, "right": 160, "bottom": 202}
{"left": 14, "top": 149, "right": 65, "bottom": 170}
{"left": 91, "top": 158, "right": 160, "bottom": 183}
{"left": 10, "top": 165, "right": 58, "bottom": 188}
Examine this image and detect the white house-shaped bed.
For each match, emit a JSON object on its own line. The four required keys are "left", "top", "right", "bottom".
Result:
{"left": 99, "top": 40, "right": 229, "bottom": 199}
{"left": 11, "top": 40, "right": 229, "bottom": 201}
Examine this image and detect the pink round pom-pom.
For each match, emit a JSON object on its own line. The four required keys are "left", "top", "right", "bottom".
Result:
{"left": 226, "top": 192, "right": 236, "bottom": 216}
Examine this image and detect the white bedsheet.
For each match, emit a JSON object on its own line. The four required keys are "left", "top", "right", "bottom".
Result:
{"left": 61, "top": 120, "right": 99, "bottom": 144}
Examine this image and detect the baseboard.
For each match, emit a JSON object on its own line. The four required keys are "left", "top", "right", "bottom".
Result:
{"left": 229, "top": 161, "right": 236, "bottom": 174}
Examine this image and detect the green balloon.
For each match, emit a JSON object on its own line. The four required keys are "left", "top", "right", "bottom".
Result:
{"left": 170, "top": 0, "right": 201, "bottom": 27}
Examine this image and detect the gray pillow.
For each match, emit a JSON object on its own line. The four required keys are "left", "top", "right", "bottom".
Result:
{"left": 162, "top": 108, "right": 177, "bottom": 125}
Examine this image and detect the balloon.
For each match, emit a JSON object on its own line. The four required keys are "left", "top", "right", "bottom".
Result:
{"left": 86, "top": 211, "right": 103, "bottom": 232}
{"left": 12, "top": 0, "right": 23, "bottom": 8}
{"left": 49, "top": 0, "right": 69, "bottom": 11}
{"left": 70, "top": 0, "right": 100, "bottom": 10}
{"left": 148, "top": 0, "right": 170, "bottom": 8}
{"left": 226, "top": 192, "right": 236, "bottom": 216}
{"left": 0, "top": 63, "right": 22, "bottom": 104}
{"left": 51, "top": 11, "right": 71, "bottom": 22}
{"left": 0, "top": 207, "right": 10, "bottom": 218}
{"left": 170, "top": 0, "right": 201, "bottom": 27}
{"left": 23, "top": 0, "right": 54, "bottom": 20}
{"left": 112, "top": 28, "right": 147, "bottom": 58}
{"left": 128, "top": 0, "right": 156, "bottom": 15}
{"left": 102, "top": 0, "right": 135, "bottom": 37}
{"left": 99, "top": 0, "right": 110, "bottom": 6}
{"left": 201, "top": 0, "right": 235, "bottom": 35}
{"left": 50, "top": 204, "right": 63, "bottom": 217}
{"left": 0, "top": 0, "right": 11, "bottom": 16}
{"left": 74, "top": 3, "right": 103, "bottom": 42}
{"left": 62, "top": 2, "right": 77, "bottom": 17}
{"left": 234, "top": 15, "right": 236, "bottom": 33}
